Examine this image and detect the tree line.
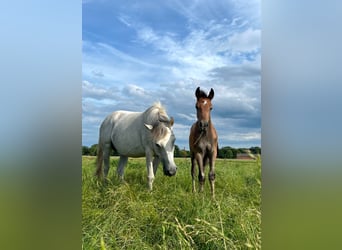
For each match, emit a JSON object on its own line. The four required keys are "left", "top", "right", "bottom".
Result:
{"left": 82, "top": 144, "right": 261, "bottom": 159}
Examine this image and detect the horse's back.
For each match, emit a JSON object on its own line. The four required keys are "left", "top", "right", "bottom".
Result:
{"left": 110, "top": 110, "right": 142, "bottom": 131}
{"left": 103, "top": 110, "right": 147, "bottom": 156}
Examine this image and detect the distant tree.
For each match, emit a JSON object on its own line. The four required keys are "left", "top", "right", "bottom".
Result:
{"left": 89, "top": 144, "right": 98, "bottom": 156}
{"left": 226, "top": 148, "right": 233, "bottom": 158}
{"left": 82, "top": 146, "right": 90, "bottom": 155}
{"left": 174, "top": 145, "right": 180, "bottom": 157}
{"left": 231, "top": 148, "right": 238, "bottom": 158}
{"left": 180, "top": 149, "right": 190, "bottom": 158}
{"left": 249, "top": 146, "right": 261, "bottom": 155}
{"left": 82, "top": 144, "right": 123, "bottom": 157}
{"left": 173, "top": 145, "right": 190, "bottom": 158}
{"left": 237, "top": 148, "right": 246, "bottom": 154}
{"left": 218, "top": 146, "right": 235, "bottom": 159}
{"left": 217, "top": 147, "right": 225, "bottom": 158}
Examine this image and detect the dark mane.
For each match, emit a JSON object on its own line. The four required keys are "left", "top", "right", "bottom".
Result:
{"left": 197, "top": 90, "right": 208, "bottom": 99}
{"left": 195, "top": 86, "right": 214, "bottom": 100}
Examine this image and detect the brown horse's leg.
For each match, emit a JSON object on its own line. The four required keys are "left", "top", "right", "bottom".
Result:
{"left": 191, "top": 154, "right": 196, "bottom": 193}
{"left": 195, "top": 153, "right": 205, "bottom": 192}
{"left": 208, "top": 154, "right": 216, "bottom": 198}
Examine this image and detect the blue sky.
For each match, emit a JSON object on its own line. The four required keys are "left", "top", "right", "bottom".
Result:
{"left": 82, "top": 0, "right": 261, "bottom": 150}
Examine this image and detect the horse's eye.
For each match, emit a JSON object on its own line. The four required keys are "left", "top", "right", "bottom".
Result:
{"left": 155, "top": 143, "right": 161, "bottom": 148}
{"left": 210, "top": 107, "right": 213, "bottom": 110}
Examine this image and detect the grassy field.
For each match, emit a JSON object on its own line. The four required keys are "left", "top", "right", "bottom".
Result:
{"left": 82, "top": 156, "right": 261, "bottom": 249}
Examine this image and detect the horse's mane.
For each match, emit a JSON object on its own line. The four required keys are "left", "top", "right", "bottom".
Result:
{"left": 196, "top": 90, "right": 209, "bottom": 99}
{"left": 145, "top": 102, "right": 169, "bottom": 122}
{"left": 144, "top": 102, "right": 172, "bottom": 141}
{"left": 150, "top": 122, "right": 171, "bottom": 141}
{"left": 152, "top": 101, "right": 167, "bottom": 115}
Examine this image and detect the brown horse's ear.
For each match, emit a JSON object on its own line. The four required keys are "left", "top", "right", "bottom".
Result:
{"left": 169, "top": 117, "right": 174, "bottom": 126}
{"left": 208, "top": 88, "right": 214, "bottom": 100}
{"left": 195, "top": 87, "right": 201, "bottom": 99}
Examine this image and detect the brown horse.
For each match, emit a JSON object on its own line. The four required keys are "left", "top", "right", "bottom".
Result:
{"left": 189, "top": 87, "right": 218, "bottom": 198}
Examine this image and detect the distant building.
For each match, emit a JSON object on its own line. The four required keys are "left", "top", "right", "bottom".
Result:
{"left": 236, "top": 153, "right": 255, "bottom": 160}
{"left": 236, "top": 149, "right": 258, "bottom": 160}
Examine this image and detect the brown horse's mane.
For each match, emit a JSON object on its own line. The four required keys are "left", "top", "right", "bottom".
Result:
{"left": 196, "top": 89, "right": 209, "bottom": 99}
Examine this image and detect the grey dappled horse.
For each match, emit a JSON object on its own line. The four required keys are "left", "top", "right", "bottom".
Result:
{"left": 96, "top": 102, "right": 177, "bottom": 190}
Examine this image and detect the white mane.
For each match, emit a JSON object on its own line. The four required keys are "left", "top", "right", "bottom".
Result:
{"left": 144, "top": 102, "right": 170, "bottom": 125}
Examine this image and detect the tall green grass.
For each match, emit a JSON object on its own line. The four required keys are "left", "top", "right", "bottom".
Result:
{"left": 82, "top": 156, "right": 261, "bottom": 249}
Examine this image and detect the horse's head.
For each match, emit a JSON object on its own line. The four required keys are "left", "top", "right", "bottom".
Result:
{"left": 144, "top": 117, "right": 177, "bottom": 176}
{"left": 195, "top": 87, "right": 214, "bottom": 132}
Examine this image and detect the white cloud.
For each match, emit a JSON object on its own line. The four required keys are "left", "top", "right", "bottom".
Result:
{"left": 133, "top": 22, "right": 231, "bottom": 79}
{"left": 228, "top": 28, "right": 260, "bottom": 52}
{"left": 91, "top": 69, "right": 104, "bottom": 77}
{"left": 137, "top": 26, "right": 160, "bottom": 44}
{"left": 221, "top": 132, "right": 261, "bottom": 141}
{"left": 117, "top": 15, "right": 132, "bottom": 27}
{"left": 177, "top": 113, "right": 196, "bottom": 122}
{"left": 95, "top": 42, "right": 162, "bottom": 69}
{"left": 122, "top": 84, "right": 148, "bottom": 98}
{"left": 82, "top": 80, "right": 116, "bottom": 100}
{"left": 82, "top": 115, "right": 103, "bottom": 125}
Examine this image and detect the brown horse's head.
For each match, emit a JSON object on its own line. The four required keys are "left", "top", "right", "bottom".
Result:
{"left": 195, "top": 87, "right": 214, "bottom": 132}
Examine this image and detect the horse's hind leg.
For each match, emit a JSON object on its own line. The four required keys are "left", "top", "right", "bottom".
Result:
{"left": 103, "top": 143, "right": 112, "bottom": 178}
{"left": 117, "top": 156, "right": 128, "bottom": 181}
{"left": 95, "top": 144, "right": 104, "bottom": 178}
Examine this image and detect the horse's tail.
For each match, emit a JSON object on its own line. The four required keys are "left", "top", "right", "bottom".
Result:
{"left": 95, "top": 142, "right": 103, "bottom": 178}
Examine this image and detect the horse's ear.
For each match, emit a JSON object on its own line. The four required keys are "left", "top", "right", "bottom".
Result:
{"left": 144, "top": 123, "right": 153, "bottom": 130}
{"left": 195, "top": 87, "right": 201, "bottom": 99}
{"left": 170, "top": 117, "right": 174, "bottom": 127}
{"left": 208, "top": 88, "right": 214, "bottom": 100}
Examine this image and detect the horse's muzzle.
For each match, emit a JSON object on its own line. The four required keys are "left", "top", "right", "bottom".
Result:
{"left": 164, "top": 167, "right": 177, "bottom": 176}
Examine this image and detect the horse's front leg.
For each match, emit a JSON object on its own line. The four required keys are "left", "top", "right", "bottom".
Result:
{"left": 209, "top": 153, "right": 216, "bottom": 199}
{"left": 145, "top": 150, "right": 155, "bottom": 190}
{"left": 191, "top": 154, "right": 196, "bottom": 193}
{"left": 195, "top": 153, "right": 205, "bottom": 192}
{"left": 152, "top": 156, "right": 160, "bottom": 176}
